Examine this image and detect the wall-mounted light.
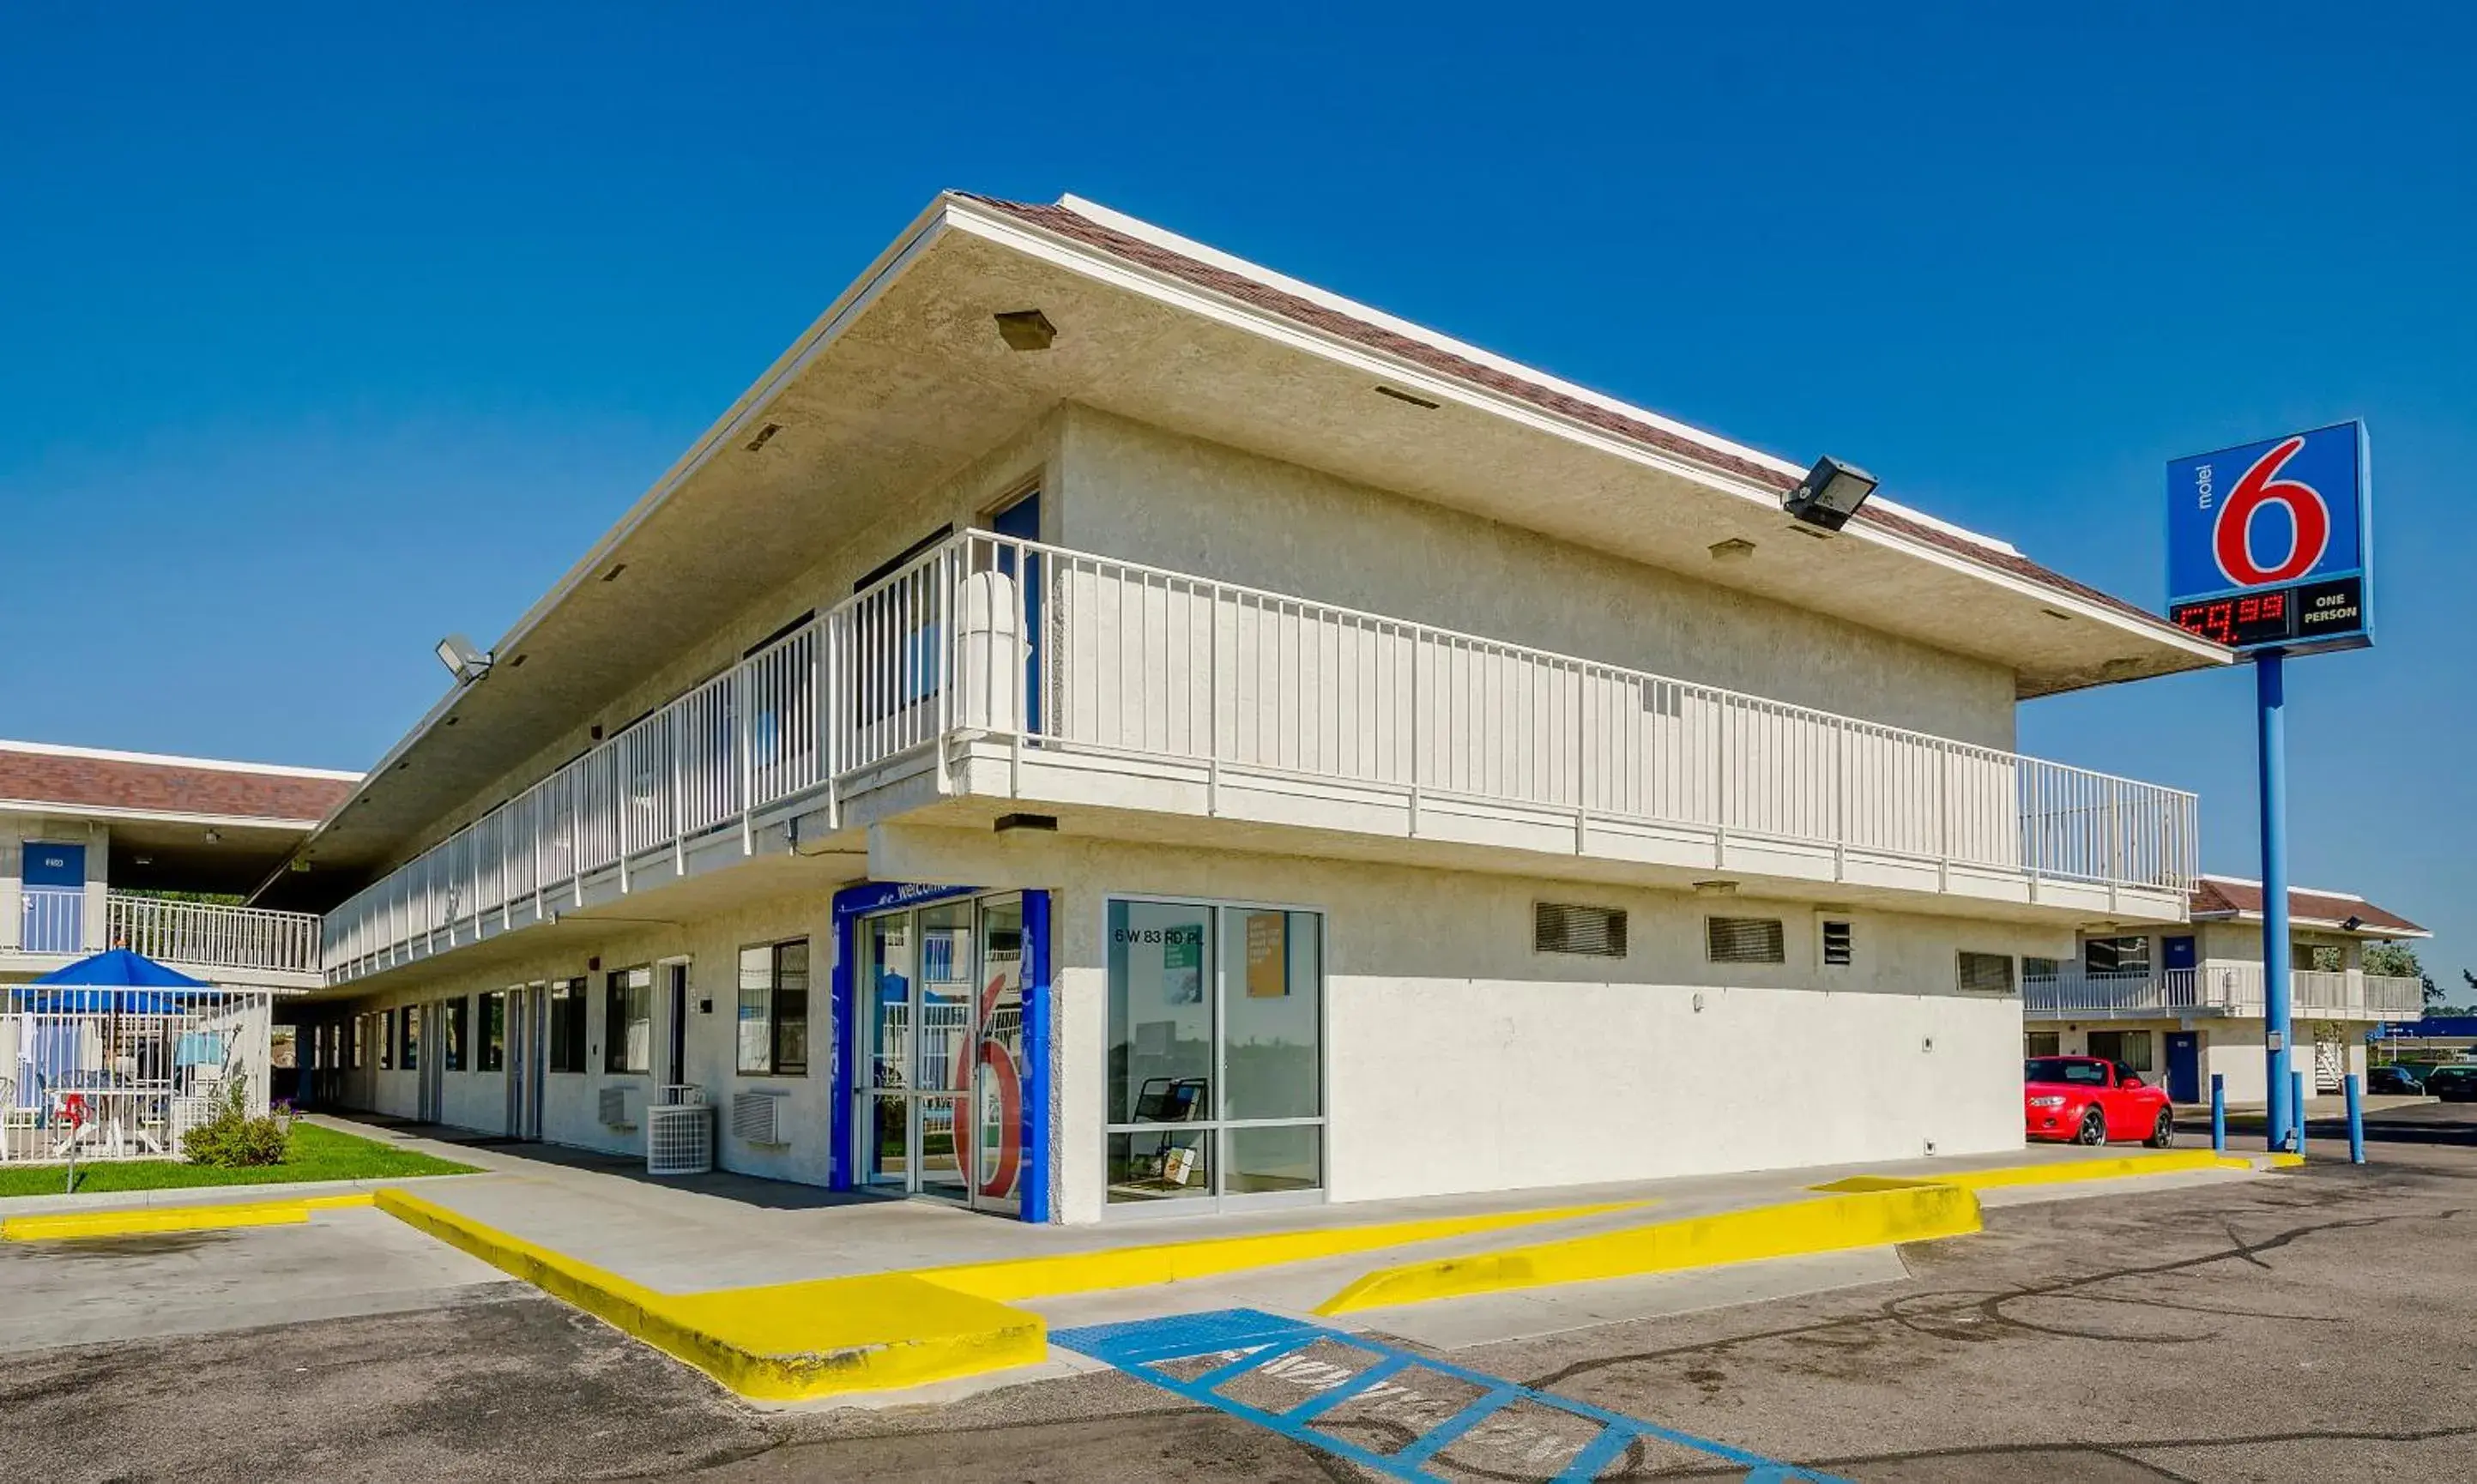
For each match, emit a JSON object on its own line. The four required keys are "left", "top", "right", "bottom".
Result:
{"left": 994, "top": 310, "right": 1056, "bottom": 351}
{"left": 1708, "top": 538, "right": 1756, "bottom": 564}
{"left": 435, "top": 633, "right": 492, "bottom": 684}
{"left": 1784, "top": 455, "right": 1880, "bottom": 533}
{"left": 203, "top": 829, "right": 221, "bottom": 846}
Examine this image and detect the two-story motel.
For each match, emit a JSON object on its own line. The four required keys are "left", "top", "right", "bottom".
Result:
{"left": 2026, "top": 875, "right": 2426, "bottom": 1105}
{"left": 262, "top": 193, "right": 2232, "bottom": 1223}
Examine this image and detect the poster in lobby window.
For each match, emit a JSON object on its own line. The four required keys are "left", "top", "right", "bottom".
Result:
{"left": 1164, "top": 921, "right": 1204, "bottom": 1004}
{"left": 1245, "top": 912, "right": 1289, "bottom": 998}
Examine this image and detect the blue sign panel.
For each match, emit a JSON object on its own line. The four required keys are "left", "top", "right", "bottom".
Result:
{"left": 2166, "top": 421, "right": 2371, "bottom": 655}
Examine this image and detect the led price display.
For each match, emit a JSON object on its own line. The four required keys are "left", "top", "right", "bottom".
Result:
{"left": 2170, "top": 576, "right": 2362, "bottom": 649}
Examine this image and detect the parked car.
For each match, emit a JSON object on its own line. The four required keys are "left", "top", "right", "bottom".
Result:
{"left": 2025, "top": 1056, "right": 2175, "bottom": 1146}
{"left": 2367, "top": 1065, "right": 2426, "bottom": 1095}
{"left": 2423, "top": 1065, "right": 2477, "bottom": 1102}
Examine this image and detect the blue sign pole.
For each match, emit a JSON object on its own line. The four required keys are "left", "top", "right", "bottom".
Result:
{"left": 2259, "top": 652, "right": 2295, "bottom": 1153}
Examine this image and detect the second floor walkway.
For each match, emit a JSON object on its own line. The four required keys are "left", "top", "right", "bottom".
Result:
{"left": 319, "top": 531, "right": 2202, "bottom": 986}
{"left": 5, "top": 888, "right": 323, "bottom": 989}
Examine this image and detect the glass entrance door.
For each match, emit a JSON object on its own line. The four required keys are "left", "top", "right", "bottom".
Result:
{"left": 859, "top": 896, "right": 1025, "bottom": 1211}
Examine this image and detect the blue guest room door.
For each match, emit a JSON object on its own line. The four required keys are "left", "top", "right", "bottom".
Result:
{"left": 21, "top": 842, "right": 86, "bottom": 953}
{"left": 2166, "top": 1032, "right": 2201, "bottom": 1104}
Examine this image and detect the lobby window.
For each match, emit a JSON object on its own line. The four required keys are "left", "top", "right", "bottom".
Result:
{"left": 1106, "top": 899, "right": 1325, "bottom": 1210}
{"left": 548, "top": 978, "right": 588, "bottom": 1073}
{"left": 478, "top": 991, "right": 508, "bottom": 1072}
{"left": 736, "top": 939, "right": 812, "bottom": 1076}
{"left": 442, "top": 997, "right": 468, "bottom": 1073}
{"left": 606, "top": 967, "right": 653, "bottom": 1075}
{"left": 2085, "top": 936, "right": 2150, "bottom": 975}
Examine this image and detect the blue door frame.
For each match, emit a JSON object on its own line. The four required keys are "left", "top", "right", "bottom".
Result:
{"left": 830, "top": 881, "right": 1054, "bottom": 1222}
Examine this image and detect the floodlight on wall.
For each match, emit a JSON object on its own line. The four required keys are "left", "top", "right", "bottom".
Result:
{"left": 435, "top": 633, "right": 493, "bottom": 685}
{"left": 1783, "top": 455, "right": 1880, "bottom": 533}
{"left": 2343, "top": 914, "right": 2365, "bottom": 932}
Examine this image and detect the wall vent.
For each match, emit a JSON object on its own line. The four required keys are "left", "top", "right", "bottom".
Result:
{"left": 731, "top": 1091, "right": 788, "bottom": 1146}
{"left": 1958, "top": 951, "right": 2017, "bottom": 995}
{"left": 1535, "top": 902, "right": 1627, "bottom": 957}
{"left": 1822, "top": 920, "right": 1853, "bottom": 966}
{"left": 1707, "top": 916, "right": 1786, "bottom": 964}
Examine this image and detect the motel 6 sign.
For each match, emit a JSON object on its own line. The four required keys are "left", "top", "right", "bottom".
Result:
{"left": 2166, "top": 420, "right": 2373, "bottom": 655}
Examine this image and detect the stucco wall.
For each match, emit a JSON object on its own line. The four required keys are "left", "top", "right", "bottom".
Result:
{"left": 1054, "top": 407, "right": 2019, "bottom": 750}
{"left": 870, "top": 824, "right": 2062, "bottom": 1224}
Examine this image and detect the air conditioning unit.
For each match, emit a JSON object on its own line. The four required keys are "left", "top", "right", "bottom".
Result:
{"left": 731, "top": 1090, "right": 787, "bottom": 1146}
{"left": 645, "top": 1101, "right": 714, "bottom": 1177}
{"left": 597, "top": 1085, "right": 638, "bottom": 1129}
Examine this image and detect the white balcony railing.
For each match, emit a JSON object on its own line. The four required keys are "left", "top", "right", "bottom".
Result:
{"left": 321, "top": 531, "right": 2202, "bottom": 982}
{"left": 105, "top": 894, "right": 323, "bottom": 978}
{"left": 19, "top": 885, "right": 84, "bottom": 955}
{"left": 2026, "top": 963, "right": 2426, "bottom": 1020}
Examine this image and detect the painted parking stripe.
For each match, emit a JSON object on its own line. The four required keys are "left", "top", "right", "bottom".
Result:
{"left": 1052, "top": 1308, "right": 1847, "bottom": 1484}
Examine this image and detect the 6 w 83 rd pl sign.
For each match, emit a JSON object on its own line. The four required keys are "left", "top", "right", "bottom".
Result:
{"left": 2166, "top": 420, "right": 2373, "bottom": 655}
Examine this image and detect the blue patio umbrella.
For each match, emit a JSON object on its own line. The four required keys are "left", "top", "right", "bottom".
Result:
{"left": 15, "top": 948, "right": 212, "bottom": 1015}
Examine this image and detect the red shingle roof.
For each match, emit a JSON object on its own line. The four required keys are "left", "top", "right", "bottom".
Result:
{"left": 2190, "top": 877, "right": 2426, "bottom": 936}
{"left": 0, "top": 746, "right": 357, "bottom": 823}
{"left": 967, "top": 195, "right": 2193, "bottom": 638}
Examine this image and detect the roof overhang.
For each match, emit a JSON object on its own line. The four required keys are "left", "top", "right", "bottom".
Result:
{"left": 257, "top": 192, "right": 2226, "bottom": 908}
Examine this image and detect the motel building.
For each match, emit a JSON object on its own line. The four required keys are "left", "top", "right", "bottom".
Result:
{"left": 2, "top": 740, "right": 347, "bottom": 1131}
{"left": 2025, "top": 874, "right": 2426, "bottom": 1106}
{"left": 260, "top": 192, "right": 2235, "bottom": 1225}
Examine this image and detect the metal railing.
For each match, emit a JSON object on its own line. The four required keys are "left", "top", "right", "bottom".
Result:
{"left": 0, "top": 987, "right": 275, "bottom": 1163}
{"left": 105, "top": 895, "right": 323, "bottom": 977}
{"left": 322, "top": 530, "right": 2202, "bottom": 981}
{"left": 19, "top": 886, "right": 84, "bottom": 956}
{"left": 2026, "top": 963, "right": 2426, "bottom": 1019}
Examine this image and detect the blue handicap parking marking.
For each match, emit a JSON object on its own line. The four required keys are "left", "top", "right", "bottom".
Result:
{"left": 1051, "top": 1308, "right": 1847, "bottom": 1483}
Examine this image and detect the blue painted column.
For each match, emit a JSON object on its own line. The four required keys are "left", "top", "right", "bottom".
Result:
{"left": 2210, "top": 1073, "right": 2226, "bottom": 1154}
{"left": 2345, "top": 1071, "right": 2365, "bottom": 1164}
{"left": 1019, "top": 890, "right": 1054, "bottom": 1224}
{"left": 2258, "top": 651, "right": 2296, "bottom": 1153}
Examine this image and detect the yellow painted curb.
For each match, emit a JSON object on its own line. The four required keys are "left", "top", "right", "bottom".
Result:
{"left": 1314, "top": 1185, "right": 1981, "bottom": 1316}
{"left": 374, "top": 1189, "right": 1043, "bottom": 1402}
{"left": 921, "top": 1199, "right": 1652, "bottom": 1302}
{"left": 2, "top": 1192, "right": 373, "bottom": 1242}
{"left": 1812, "top": 1149, "right": 2252, "bottom": 1194}
{"left": 2263, "top": 1152, "right": 2307, "bottom": 1169}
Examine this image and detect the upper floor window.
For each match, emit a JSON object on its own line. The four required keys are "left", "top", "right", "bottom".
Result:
{"left": 2084, "top": 936, "right": 2149, "bottom": 975}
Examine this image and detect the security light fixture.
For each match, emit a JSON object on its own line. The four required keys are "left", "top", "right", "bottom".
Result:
{"left": 435, "top": 633, "right": 493, "bottom": 684}
{"left": 744, "top": 421, "right": 783, "bottom": 453}
{"left": 1707, "top": 538, "right": 1756, "bottom": 564}
{"left": 203, "top": 829, "right": 221, "bottom": 846}
{"left": 1783, "top": 455, "right": 1880, "bottom": 533}
{"left": 2344, "top": 914, "right": 2365, "bottom": 932}
{"left": 994, "top": 310, "right": 1056, "bottom": 351}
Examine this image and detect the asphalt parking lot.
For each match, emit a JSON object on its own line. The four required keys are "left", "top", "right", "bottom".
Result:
{"left": 5, "top": 1127, "right": 2474, "bottom": 1483}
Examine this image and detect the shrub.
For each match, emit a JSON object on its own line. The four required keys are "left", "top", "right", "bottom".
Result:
{"left": 184, "top": 1075, "right": 292, "bottom": 1167}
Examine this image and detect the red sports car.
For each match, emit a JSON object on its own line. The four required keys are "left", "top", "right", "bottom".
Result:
{"left": 2025, "top": 1056, "right": 2175, "bottom": 1147}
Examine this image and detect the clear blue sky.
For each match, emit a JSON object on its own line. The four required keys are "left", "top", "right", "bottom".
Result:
{"left": 3, "top": 5, "right": 2468, "bottom": 980}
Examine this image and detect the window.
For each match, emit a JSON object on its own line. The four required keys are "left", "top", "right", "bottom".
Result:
{"left": 2084, "top": 936, "right": 2150, "bottom": 974}
{"left": 379, "top": 1010, "right": 395, "bottom": 1070}
{"left": 349, "top": 1016, "right": 365, "bottom": 1071}
{"left": 736, "top": 939, "right": 812, "bottom": 1075}
{"left": 1707, "top": 917, "right": 1785, "bottom": 965}
{"left": 1106, "top": 899, "right": 1325, "bottom": 1207}
{"left": 442, "top": 997, "right": 468, "bottom": 1072}
{"left": 400, "top": 1005, "right": 420, "bottom": 1071}
{"left": 479, "top": 991, "right": 508, "bottom": 1072}
{"left": 854, "top": 526, "right": 957, "bottom": 721}
{"left": 548, "top": 978, "right": 588, "bottom": 1073}
{"left": 2087, "top": 1029, "right": 2153, "bottom": 1072}
{"left": 2296, "top": 941, "right": 2343, "bottom": 972}
{"left": 2023, "top": 956, "right": 2062, "bottom": 981}
{"left": 606, "top": 966, "right": 653, "bottom": 1075}
{"left": 1958, "top": 951, "right": 2016, "bottom": 994}
{"left": 1822, "top": 920, "right": 1853, "bottom": 967}
{"left": 1534, "top": 902, "right": 1626, "bottom": 957}
{"left": 2025, "top": 1032, "right": 2061, "bottom": 1058}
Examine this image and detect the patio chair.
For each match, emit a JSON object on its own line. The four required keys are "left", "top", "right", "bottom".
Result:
{"left": 0, "top": 1079, "right": 37, "bottom": 1163}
